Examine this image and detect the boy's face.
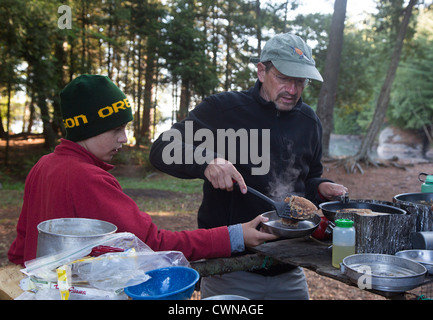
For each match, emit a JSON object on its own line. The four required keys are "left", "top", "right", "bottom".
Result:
{"left": 77, "top": 124, "right": 128, "bottom": 162}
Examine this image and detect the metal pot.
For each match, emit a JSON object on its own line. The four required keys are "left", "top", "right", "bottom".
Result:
{"left": 36, "top": 218, "right": 117, "bottom": 257}
{"left": 319, "top": 200, "right": 406, "bottom": 222}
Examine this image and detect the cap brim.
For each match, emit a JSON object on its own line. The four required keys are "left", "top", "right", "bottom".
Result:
{"left": 272, "top": 60, "right": 323, "bottom": 82}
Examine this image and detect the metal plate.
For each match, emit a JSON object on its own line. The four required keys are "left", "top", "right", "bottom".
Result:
{"left": 341, "top": 254, "right": 427, "bottom": 292}
{"left": 396, "top": 250, "right": 433, "bottom": 275}
{"left": 202, "top": 295, "right": 249, "bottom": 300}
{"left": 260, "top": 211, "right": 320, "bottom": 239}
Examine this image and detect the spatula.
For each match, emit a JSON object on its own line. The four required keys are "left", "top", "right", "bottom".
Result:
{"left": 234, "top": 182, "right": 311, "bottom": 221}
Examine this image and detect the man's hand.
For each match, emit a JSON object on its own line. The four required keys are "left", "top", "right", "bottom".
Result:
{"left": 204, "top": 158, "right": 247, "bottom": 193}
{"left": 318, "top": 182, "right": 348, "bottom": 200}
{"left": 241, "top": 215, "right": 279, "bottom": 248}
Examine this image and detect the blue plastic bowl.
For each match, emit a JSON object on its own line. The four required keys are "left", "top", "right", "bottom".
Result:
{"left": 124, "top": 266, "right": 200, "bottom": 300}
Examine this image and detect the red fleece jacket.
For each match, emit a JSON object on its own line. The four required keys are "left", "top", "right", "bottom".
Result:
{"left": 8, "top": 139, "right": 231, "bottom": 265}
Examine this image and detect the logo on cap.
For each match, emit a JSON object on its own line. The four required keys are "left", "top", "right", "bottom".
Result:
{"left": 289, "top": 46, "right": 311, "bottom": 62}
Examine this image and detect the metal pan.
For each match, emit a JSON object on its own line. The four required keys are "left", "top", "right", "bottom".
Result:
{"left": 319, "top": 200, "right": 406, "bottom": 222}
{"left": 395, "top": 250, "right": 433, "bottom": 275}
{"left": 260, "top": 210, "right": 320, "bottom": 238}
{"left": 393, "top": 192, "right": 433, "bottom": 206}
{"left": 341, "top": 253, "right": 427, "bottom": 292}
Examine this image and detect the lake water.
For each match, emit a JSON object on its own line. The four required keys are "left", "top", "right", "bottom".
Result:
{"left": 329, "top": 134, "right": 363, "bottom": 157}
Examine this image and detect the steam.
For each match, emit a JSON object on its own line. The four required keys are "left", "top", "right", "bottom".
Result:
{"left": 267, "top": 142, "right": 301, "bottom": 201}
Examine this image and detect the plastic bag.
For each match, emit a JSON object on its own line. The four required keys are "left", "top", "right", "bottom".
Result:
{"left": 20, "top": 232, "right": 190, "bottom": 298}
{"left": 16, "top": 284, "right": 129, "bottom": 300}
{"left": 71, "top": 249, "right": 190, "bottom": 291}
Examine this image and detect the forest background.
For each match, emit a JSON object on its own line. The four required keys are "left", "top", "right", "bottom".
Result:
{"left": 1, "top": 0, "right": 433, "bottom": 166}
{"left": 2, "top": 0, "right": 433, "bottom": 300}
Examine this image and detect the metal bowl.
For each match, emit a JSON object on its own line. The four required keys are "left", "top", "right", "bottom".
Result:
{"left": 341, "top": 254, "right": 427, "bottom": 292}
{"left": 260, "top": 211, "right": 320, "bottom": 239}
{"left": 395, "top": 250, "right": 433, "bottom": 275}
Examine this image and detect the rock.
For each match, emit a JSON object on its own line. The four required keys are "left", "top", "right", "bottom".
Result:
{"left": 377, "top": 126, "right": 424, "bottom": 160}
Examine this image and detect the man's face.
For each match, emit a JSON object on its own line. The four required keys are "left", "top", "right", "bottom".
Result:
{"left": 77, "top": 124, "right": 128, "bottom": 162}
{"left": 257, "top": 63, "right": 306, "bottom": 111}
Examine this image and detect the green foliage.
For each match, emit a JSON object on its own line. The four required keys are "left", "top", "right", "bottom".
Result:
{"left": 0, "top": 0, "right": 430, "bottom": 149}
{"left": 166, "top": 0, "right": 219, "bottom": 96}
{"left": 116, "top": 174, "right": 203, "bottom": 194}
{"left": 332, "top": 24, "right": 379, "bottom": 134}
{"left": 388, "top": 9, "right": 433, "bottom": 130}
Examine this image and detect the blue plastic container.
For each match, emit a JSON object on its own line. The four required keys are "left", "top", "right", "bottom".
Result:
{"left": 124, "top": 266, "right": 200, "bottom": 300}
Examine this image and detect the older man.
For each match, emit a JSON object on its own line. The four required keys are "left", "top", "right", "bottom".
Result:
{"left": 150, "top": 33, "right": 348, "bottom": 299}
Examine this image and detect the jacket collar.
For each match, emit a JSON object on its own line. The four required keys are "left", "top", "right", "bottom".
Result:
{"left": 55, "top": 139, "right": 115, "bottom": 171}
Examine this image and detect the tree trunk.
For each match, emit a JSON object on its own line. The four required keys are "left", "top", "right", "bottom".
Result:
{"left": 355, "top": 0, "right": 417, "bottom": 161}
{"left": 26, "top": 91, "right": 35, "bottom": 134}
{"left": 38, "top": 93, "right": 56, "bottom": 150}
{"left": 0, "top": 103, "right": 6, "bottom": 139}
{"left": 106, "top": 0, "right": 114, "bottom": 79}
{"left": 80, "top": 0, "right": 88, "bottom": 74}
{"left": 4, "top": 79, "right": 12, "bottom": 166}
{"left": 177, "top": 80, "right": 190, "bottom": 122}
{"left": 211, "top": 3, "right": 218, "bottom": 68}
{"left": 52, "top": 32, "right": 67, "bottom": 138}
{"left": 135, "top": 38, "right": 143, "bottom": 146}
{"left": 316, "top": 0, "right": 347, "bottom": 158}
{"left": 255, "top": 0, "right": 262, "bottom": 56}
{"left": 224, "top": 1, "right": 233, "bottom": 92}
{"left": 141, "top": 35, "right": 157, "bottom": 144}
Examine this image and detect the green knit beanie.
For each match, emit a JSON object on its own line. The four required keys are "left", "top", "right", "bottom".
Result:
{"left": 60, "top": 75, "right": 133, "bottom": 142}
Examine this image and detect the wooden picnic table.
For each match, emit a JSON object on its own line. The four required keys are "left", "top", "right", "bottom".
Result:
{"left": 191, "top": 237, "right": 433, "bottom": 300}
{"left": 1, "top": 236, "right": 431, "bottom": 300}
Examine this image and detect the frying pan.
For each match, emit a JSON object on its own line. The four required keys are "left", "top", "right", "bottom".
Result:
{"left": 393, "top": 192, "right": 433, "bottom": 206}
{"left": 319, "top": 200, "right": 406, "bottom": 222}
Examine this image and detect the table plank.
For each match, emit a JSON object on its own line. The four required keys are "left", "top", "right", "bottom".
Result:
{"left": 191, "top": 253, "right": 272, "bottom": 277}
{"left": 0, "top": 264, "right": 25, "bottom": 300}
{"left": 250, "top": 237, "right": 433, "bottom": 299}
{"left": 250, "top": 237, "right": 352, "bottom": 283}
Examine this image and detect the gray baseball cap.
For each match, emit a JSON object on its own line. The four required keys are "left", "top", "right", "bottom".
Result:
{"left": 251, "top": 33, "right": 323, "bottom": 82}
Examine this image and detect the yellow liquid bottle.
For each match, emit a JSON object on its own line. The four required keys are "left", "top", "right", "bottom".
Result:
{"left": 332, "top": 244, "right": 355, "bottom": 268}
{"left": 332, "top": 219, "right": 355, "bottom": 269}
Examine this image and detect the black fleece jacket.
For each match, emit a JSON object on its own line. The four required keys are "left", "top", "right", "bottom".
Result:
{"left": 150, "top": 80, "right": 332, "bottom": 229}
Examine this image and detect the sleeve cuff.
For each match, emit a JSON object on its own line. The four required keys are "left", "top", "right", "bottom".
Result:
{"left": 228, "top": 224, "right": 245, "bottom": 253}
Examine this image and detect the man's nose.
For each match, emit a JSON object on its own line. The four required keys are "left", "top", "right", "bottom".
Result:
{"left": 284, "top": 80, "right": 298, "bottom": 93}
